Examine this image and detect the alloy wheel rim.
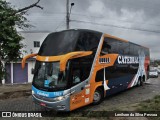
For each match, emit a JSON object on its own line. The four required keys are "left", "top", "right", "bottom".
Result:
{"left": 94, "top": 91, "right": 101, "bottom": 102}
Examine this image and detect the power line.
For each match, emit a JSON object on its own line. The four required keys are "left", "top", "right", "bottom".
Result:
{"left": 54, "top": 17, "right": 66, "bottom": 31}
{"left": 70, "top": 12, "right": 160, "bottom": 27}
{"left": 71, "top": 20, "right": 160, "bottom": 33}
{"left": 26, "top": 13, "right": 160, "bottom": 27}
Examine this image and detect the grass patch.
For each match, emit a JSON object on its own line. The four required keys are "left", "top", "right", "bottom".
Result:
{"left": 137, "top": 95, "right": 160, "bottom": 120}
{"left": 109, "top": 95, "right": 160, "bottom": 120}
{"left": 137, "top": 95, "right": 160, "bottom": 111}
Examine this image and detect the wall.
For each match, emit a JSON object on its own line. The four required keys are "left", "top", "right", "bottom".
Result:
{"left": 28, "top": 61, "right": 36, "bottom": 83}
{"left": 20, "top": 32, "right": 49, "bottom": 57}
{"left": 4, "top": 32, "right": 50, "bottom": 84}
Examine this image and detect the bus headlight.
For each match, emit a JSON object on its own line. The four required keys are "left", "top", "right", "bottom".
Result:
{"left": 54, "top": 96, "right": 66, "bottom": 101}
{"left": 32, "top": 90, "right": 35, "bottom": 95}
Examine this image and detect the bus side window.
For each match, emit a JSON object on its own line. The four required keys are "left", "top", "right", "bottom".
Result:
{"left": 101, "top": 41, "right": 111, "bottom": 55}
{"left": 104, "top": 37, "right": 118, "bottom": 54}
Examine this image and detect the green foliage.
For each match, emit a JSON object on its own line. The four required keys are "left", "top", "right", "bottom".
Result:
{"left": 0, "top": 0, "right": 29, "bottom": 81}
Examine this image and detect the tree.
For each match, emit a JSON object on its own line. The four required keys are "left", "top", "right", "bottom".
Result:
{"left": 0, "top": 0, "right": 43, "bottom": 83}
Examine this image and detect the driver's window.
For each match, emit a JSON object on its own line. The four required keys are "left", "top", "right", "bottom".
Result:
{"left": 72, "top": 69, "right": 81, "bottom": 85}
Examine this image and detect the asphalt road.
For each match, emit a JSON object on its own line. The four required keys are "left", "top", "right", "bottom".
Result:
{"left": 0, "top": 76, "right": 160, "bottom": 112}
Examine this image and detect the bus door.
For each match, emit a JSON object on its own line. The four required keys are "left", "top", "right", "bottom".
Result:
{"left": 69, "top": 62, "right": 91, "bottom": 111}
{"left": 105, "top": 66, "right": 122, "bottom": 95}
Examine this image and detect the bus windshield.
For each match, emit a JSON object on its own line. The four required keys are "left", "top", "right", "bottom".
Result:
{"left": 33, "top": 61, "right": 68, "bottom": 91}
{"left": 38, "top": 30, "right": 102, "bottom": 56}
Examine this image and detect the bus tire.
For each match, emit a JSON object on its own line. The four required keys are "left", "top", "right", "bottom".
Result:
{"left": 93, "top": 88, "right": 103, "bottom": 105}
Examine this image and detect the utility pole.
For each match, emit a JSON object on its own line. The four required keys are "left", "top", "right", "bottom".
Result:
{"left": 66, "top": 0, "right": 74, "bottom": 30}
{"left": 66, "top": 0, "right": 69, "bottom": 29}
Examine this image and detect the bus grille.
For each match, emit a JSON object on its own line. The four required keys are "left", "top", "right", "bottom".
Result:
{"left": 33, "top": 94, "right": 56, "bottom": 102}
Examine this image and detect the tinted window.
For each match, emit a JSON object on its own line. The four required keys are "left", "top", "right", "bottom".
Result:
{"left": 103, "top": 37, "right": 130, "bottom": 55}
{"left": 95, "top": 64, "right": 138, "bottom": 82}
{"left": 70, "top": 56, "right": 93, "bottom": 86}
{"left": 101, "top": 41, "right": 111, "bottom": 55}
{"left": 118, "top": 42, "right": 130, "bottom": 54}
{"left": 38, "top": 30, "right": 102, "bottom": 56}
{"left": 72, "top": 68, "right": 81, "bottom": 85}
{"left": 129, "top": 43, "right": 148, "bottom": 56}
{"left": 133, "top": 44, "right": 140, "bottom": 55}
{"left": 104, "top": 38, "right": 118, "bottom": 53}
{"left": 39, "top": 31, "right": 79, "bottom": 56}
{"left": 103, "top": 37, "right": 149, "bottom": 56}
{"left": 75, "top": 32, "right": 101, "bottom": 52}
{"left": 129, "top": 43, "right": 135, "bottom": 55}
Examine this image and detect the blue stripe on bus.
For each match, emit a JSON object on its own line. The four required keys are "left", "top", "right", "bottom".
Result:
{"left": 106, "top": 74, "right": 135, "bottom": 96}
{"left": 32, "top": 85, "right": 64, "bottom": 98}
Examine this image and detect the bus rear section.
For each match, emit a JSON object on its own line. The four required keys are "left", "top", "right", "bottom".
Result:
{"left": 93, "top": 35, "right": 150, "bottom": 98}
{"left": 22, "top": 29, "right": 150, "bottom": 111}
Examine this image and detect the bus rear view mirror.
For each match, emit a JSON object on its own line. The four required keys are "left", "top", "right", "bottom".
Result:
{"left": 21, "top": 53, "right": 37, "bottom": 69}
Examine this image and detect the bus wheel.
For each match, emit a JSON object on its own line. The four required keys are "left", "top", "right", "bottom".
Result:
{"left": 93, "top": 88, "right": 103, "bottom": 105}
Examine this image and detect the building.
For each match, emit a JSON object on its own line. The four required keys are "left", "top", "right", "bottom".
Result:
{"left": 4, "top": 31, "right": 49, "bottom": 84}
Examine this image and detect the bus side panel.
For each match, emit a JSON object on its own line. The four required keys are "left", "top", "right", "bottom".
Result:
{"left": 94, "top": 54, "right": 139, "bottom": 96}
{"left": 69, "top": 81, "right": 93, "bottom": 111}
{"left": 70, "top": 89, "right": 86, "bottom": 111}
{"left": 106, "top": 74, "right": 135, "bottom": 96}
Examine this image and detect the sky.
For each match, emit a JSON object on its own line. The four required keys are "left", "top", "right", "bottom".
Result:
{"left": 6, "top": 0, "right": 160, "bottom": 59}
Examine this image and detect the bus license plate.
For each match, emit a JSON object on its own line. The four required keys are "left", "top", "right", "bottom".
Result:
{"left": 40, "top": 102, "right": 46, "bottom": 107}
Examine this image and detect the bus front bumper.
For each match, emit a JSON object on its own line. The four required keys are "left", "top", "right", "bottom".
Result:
{"left": 32, "top": 94, "right": 70, "bottom": 111}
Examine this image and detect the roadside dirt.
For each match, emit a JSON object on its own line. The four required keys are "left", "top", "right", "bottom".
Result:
{"left": 0, "top": 83, "right": 31, "bottom": 93}
{"left": 0, "top": 90, "right": 31, "bottom": 100}
{"left": 0, "top": 83, "right": 31, "bottom": 100}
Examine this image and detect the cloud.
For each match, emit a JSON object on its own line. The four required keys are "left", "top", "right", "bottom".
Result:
{"left": 6, "top": 0, "right": 160, "bottom": 59}
{"left": 88, "top": 0, "right": 104, "bottom": 15}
